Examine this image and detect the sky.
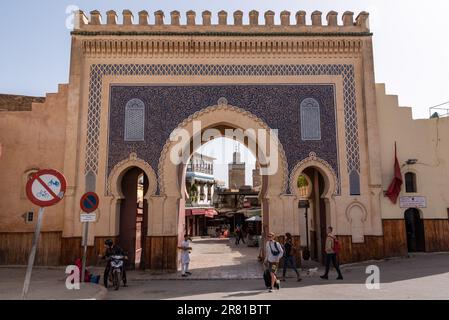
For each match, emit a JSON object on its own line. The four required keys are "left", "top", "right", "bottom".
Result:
{"left": 1, "top": 0, "right": 448, "bottom": 119}
{"left": 0, "top": 1, "right": 448, "bottom": 181}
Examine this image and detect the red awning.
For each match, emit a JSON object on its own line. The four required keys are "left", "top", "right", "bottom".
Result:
{"left": 205, "top": 209, "right": 218, "bottom": 218}
{"left": 185, "top": 208, "right": 217, "bottom": 218}
{"left": 192, "top": 209, "right": 205, "bottom": 215}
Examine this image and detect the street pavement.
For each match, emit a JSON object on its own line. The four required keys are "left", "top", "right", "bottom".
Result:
{"left": 1, "top": 238, "right": 448, "bottom": 300}
{"left": 105, "top": 238, "right": 449, "bottom": 300}
{"left": 107, "top": 252, "right": 449, "bottom": 300}
{"left": 0, "top": 266, "right": 106, "bottom": 300}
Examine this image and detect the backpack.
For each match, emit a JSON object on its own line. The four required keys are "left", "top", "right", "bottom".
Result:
{"left": 333, "top": 238, "right": 341, "bottom": 254}
{"left": 269, "top": 241, "right": 280, "bottom": 256}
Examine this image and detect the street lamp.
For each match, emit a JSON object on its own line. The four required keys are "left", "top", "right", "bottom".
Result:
{"left": 298, "top": 199, "right": 310, "bottom": 260}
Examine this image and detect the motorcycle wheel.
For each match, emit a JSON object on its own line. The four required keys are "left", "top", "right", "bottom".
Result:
{"left": 113, "top": 271, "right": 121, "bottom": 291}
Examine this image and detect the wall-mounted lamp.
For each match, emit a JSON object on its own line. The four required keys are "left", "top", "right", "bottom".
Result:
{"left": 406, "top": 159, "right": 418, "bottom": 165}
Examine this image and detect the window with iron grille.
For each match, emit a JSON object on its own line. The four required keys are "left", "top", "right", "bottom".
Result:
{"left": 124, "top": 99, "right": 145, "bottom": 141}
{"left": 300, "top": 98, "right": 321, "bottom": 141}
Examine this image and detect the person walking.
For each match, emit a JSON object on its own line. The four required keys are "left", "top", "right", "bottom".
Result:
{"left": 178, "top": 234, "right": 192, "bottom": 277}
{"left": 235, "top": 226, "right": 241, "bottom": 246}
{"left": 320, "top": 226, "right": 343, "bottom": 280}
{"left": 235, "top": 225, "right": 246, "bottom": 246}
{"left": 264, "top": 232, "right": 284, "bottom": 292}
{"left": 281, "top": 233, "right": 302, "bottom": 282}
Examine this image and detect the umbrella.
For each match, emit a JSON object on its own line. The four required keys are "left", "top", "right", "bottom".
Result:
{"left": 245, "top": 216, "right": 262, "bottom": 222}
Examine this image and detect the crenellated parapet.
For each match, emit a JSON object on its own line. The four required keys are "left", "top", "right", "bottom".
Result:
{"left": 73, "top": 9, "right": 370, "bottom": 31}
{"left": 72, "top": 10, "right": 372, "bottom": 58}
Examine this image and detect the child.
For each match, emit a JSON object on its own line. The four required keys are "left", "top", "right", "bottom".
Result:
{"left": 178, "top": 234, "right": 192, "bottom": 277}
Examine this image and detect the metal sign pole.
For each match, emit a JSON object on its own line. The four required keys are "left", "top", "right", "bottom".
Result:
{"left": 81, "top": 221, "right": 89, "bottom": 285}
{"left": 21, "top": 207, "right": 44, "bottom": 300}
{"left": 305, "top": 207, "right": 309, "bottom": 249}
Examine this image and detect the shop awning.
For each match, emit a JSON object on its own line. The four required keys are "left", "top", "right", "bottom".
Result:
{"left": 185, "top": 208, "right": 218, "bottom": 218}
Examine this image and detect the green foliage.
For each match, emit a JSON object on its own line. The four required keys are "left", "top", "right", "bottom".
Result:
{"left": 189, "top": 184, "right": 199, "bottom": 203}
{"left": 297, "top": 175, "right": 308, "bottom": 188}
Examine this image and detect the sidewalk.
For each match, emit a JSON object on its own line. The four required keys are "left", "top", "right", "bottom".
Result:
{"left": 0, "top": 266, "right": 107, "bottom": 300}
{"left": 127, "top": 238, "right": 318, "bottom": 281}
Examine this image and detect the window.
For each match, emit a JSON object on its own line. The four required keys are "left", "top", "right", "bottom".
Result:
{"left": 23, "top": 211, "right": 34, "bottom": 223}
{"left": 350, "top": 171, "right": 361, "bottom": 195}
{"left": 300, "top": 98, "right": 321, "bottom": 140}
{"left": 124, "top": 99, "right": 145, "bottom": 141}
{"left": 405, "top": 172, "right": 417, "bottom": 193}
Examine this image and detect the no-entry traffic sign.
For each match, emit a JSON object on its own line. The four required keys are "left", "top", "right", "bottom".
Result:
{"left": 80, "top": 192, "right": 99, "bottom": 213}
{"left": 22, "top": 168, "right": 67, "bottom": 299}
{"left": 25, "top": 169, "right": 67, "bottom": 207}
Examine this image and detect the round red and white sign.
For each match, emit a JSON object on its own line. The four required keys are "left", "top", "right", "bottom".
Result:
{"left": 26, "top": 169, "right": 67, "bottom": 207}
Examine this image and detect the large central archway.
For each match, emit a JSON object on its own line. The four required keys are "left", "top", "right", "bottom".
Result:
{"left": 158, "top": 102, "right": 289, "bottom": 272}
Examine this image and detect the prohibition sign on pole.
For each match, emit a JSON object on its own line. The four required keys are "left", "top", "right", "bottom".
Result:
{"left": 25, "top": 169, "right": 67, "bottom": 207}
{"left": 80, "top": 192, "right": 99, "bottom": 213}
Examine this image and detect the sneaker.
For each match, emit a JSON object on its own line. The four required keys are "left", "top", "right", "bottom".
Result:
{"left": 182, "top": 274, "right": 187, "bottom": 277}
{"left": 337, "top": 276, "right": 343, "bottom": 280}
{"left": 320, "top": 275, "right": 328, "bottom": 280}
{"left": 186, "top": 272, "right": 192, "bottom": 275}
{"left": 297, "top": 277, "right": 302, "bottom": 282}
{"left": 268, "top": 287, "right": 273, "bottom": 292}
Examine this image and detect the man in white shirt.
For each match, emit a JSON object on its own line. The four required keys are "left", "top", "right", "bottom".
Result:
{"left": 178, "top": 234, "right": 192, "bottom": 277}
{"left": 264, "top": 232, "right": 284, "bottom": 292}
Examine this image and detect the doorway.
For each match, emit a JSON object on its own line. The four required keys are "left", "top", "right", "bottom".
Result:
{"left": 303, "top": 167, "right": 327, "bottom": 264}
{"left": 404, "top": 208, "right": 425, "bottom": 252}
{"left": 119, "top": 167, "right": 149, "bottom": 269}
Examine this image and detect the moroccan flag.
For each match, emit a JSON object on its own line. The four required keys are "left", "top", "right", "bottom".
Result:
{"left": 385, "top": 142, "right": 403, "bottom": 204}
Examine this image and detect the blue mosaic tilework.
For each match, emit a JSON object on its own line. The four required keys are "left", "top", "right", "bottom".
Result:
{"left": 108, "top": 84, "right": 339, "bottom": 194}
{"left": 85, "top": 64, "right": 360, "bottom": 194}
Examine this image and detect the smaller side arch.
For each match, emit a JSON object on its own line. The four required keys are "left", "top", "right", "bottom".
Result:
{"left": 345, "top": 201, "right": 368, "bottom": 223}
{"left": 345, "top": 201, "right": 368, "bottom": 244}
{"left": 289, "top": 152, "right": 338, "bottom": 199}
{"left": 107, "top": 152, "right": 157, "bottom": 200}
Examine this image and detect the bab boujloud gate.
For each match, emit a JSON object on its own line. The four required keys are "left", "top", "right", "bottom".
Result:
{"left": 0, "top": 9, "right": 448, "bottom": 270}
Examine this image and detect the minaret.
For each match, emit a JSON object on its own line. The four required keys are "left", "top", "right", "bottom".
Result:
{"left": 252, "top": 161, "right": 262, "bottom": 189}
{"left": 228, "top": 149, "right": 245, "bottom": 189}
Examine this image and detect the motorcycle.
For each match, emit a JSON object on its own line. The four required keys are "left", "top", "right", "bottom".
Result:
{"left": 108, "top": 255, "right": 125, "bottom": 290}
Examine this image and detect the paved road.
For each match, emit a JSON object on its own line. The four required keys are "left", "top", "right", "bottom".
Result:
{"left": 0, "top": 266, "right": 106, "bottom": 300}
{"left": 1, "top": 237, "right": 448, "bottom": 300}
{"left": 106, "top": 252, "right": 449, "bottom": 300}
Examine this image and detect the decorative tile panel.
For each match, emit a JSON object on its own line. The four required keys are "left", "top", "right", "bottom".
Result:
{"left": 85, "top": 64, "right": 360, "bottom": 195}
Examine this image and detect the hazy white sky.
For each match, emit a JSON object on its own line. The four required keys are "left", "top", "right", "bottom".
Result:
{"left": 0, "top": 0, "right": 448, "bottom": 119}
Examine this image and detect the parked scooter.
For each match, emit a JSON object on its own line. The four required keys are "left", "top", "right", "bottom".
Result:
{"left": 107, "top": 255, "right": 126, "bottom": 290}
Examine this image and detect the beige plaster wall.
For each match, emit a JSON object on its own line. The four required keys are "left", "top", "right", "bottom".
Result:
{"left": 377, "top": 83, "right": 449, "bottom": 219}
{"left": 0, "top": 85, "right": 68, "bottom": 232}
